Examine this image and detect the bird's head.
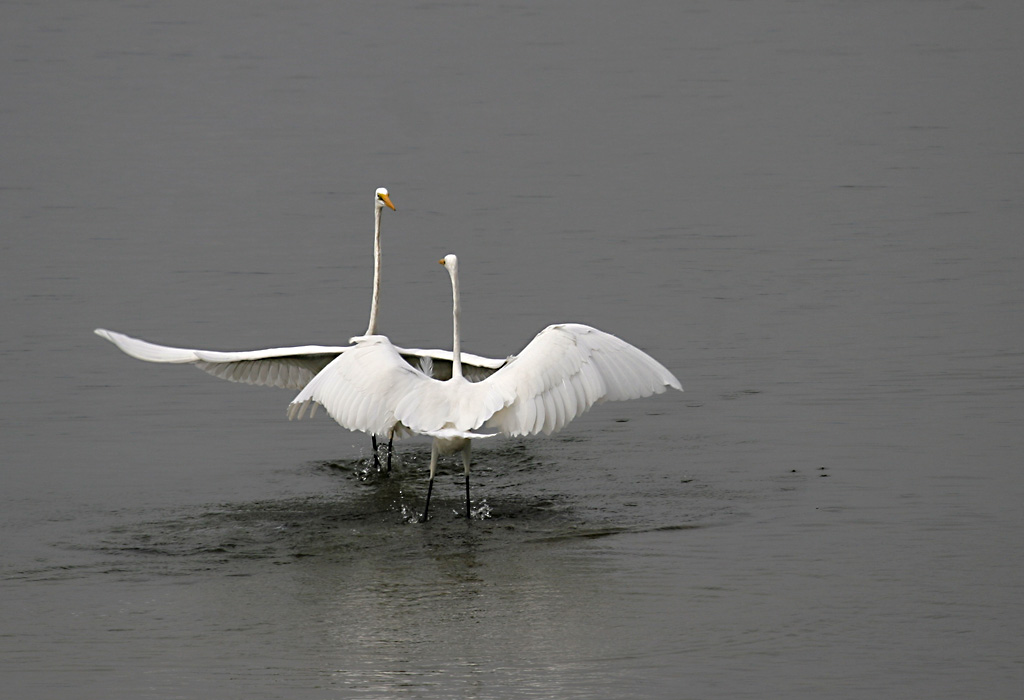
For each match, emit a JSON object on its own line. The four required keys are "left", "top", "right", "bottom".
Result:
{"left": 375, "top": 187, "right": 396, "bottom": 211}
{"left": 439, "top": 253, "right": 458, "bottom": 275}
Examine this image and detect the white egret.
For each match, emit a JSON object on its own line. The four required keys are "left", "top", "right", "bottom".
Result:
{"left": 288, "top": 254, "right": 683, "bottom": 521}
{"left": 95, "top": 189, "right": 506, "bottom": 469}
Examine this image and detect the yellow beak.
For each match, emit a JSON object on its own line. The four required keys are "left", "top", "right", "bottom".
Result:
{"left": 378, "top": 192, "right": 396, "bottom": 211}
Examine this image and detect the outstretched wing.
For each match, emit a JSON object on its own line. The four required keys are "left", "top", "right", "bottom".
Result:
{"left": 287, "top": 335, "right": 428, "bottom": 438}
{"left": 483, "top": 323, "right": 682, "bottom": 437}
{"left": 95, "top": 328, "right": 506, "bottom": 389}
{"left": 95, "top": 328, "right": 345, "bottom": 390}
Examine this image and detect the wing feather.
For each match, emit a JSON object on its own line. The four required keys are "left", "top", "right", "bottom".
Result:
{"left": 533, "top": 393, "right": 547, "bottom": 434}
{"left": 287, "top": 335, "right": 424, "bottom": 437}
{"left": 483, "top": 324, "right": 682, "bottom": 437}
{"left": 547, "top": 387, "right": 565, "bottom": 435}
{"left": 390, "top": 376, "right": 508, "bottom": 435}
{"left": 96, "top": 328, "right": 345, "bottom": 390}
{"left": 96, "top": 328, "right": 507, "bottom": 391}
{"left": 562, "top": 376, "right": 580, "bottom": 420}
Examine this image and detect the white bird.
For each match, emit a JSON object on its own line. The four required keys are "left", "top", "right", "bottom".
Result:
{"left": 288, "top": 254, "right": 683, "bottom": 521}
{"left": 94, "top": 189, "right": 506, "bottom": 468}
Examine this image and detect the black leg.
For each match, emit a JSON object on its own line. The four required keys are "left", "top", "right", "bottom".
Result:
{"left": 420, "top": 477, "right": 434, "bottom": 523}
{"left": 386, "top": 432, "right": 394, "bottom": 473}
{"left": 420, "top": 442, "right": 439, "bottom": 523}
{"left": 465, "top": 472, "right": 471, "bottom": 519}
{"left": 371, "top": 435, "right": 382, "bottom": 470}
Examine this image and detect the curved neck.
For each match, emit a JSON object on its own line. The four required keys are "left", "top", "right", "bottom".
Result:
{"left": 450, "top": 268, "right": 463, "bottom": 380}
{"left": 366, "top": 205, "right": 382, "bottom": 335}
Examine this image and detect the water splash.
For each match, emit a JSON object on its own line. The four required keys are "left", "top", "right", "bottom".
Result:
{"left": 356, "top": 448, "right": 395, "bottom": 483}
{"left": 469, "top": 500, "right": 492, "bottom": 520}
{"left": 400, "top": 503, "right": 421, "bottom": 524}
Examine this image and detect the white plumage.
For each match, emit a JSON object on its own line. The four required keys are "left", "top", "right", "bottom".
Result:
{"left": 94, "top": 190, "right": 683, "bottom": 522}
{"left": 93, "top": 328, "right": 504, "bottom": 392}
{"left": 94, "top": 328, "right": 345, "bottom": 389}
{"left": 288, "top": 254, "right": 682, "bottom": 521}
{"left": 95, "top": 189, "right": 505, "bottom": 468}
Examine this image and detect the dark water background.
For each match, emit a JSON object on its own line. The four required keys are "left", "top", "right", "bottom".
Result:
{"left": 3, "top": 1, "right": 1022, "bottom": 698}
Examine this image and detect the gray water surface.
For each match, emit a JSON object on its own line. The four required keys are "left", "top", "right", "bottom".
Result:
{"left": 3, "top": 1, "right": 1023, "bottom": 698}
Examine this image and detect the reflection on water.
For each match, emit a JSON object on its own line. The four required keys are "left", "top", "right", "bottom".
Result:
{"left": 3, "top": 446, "right": 731, "bottom": 699}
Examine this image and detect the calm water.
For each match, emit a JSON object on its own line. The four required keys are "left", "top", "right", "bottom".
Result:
{"left": 3, "top": 1, "right": 1023, "bottom": 698}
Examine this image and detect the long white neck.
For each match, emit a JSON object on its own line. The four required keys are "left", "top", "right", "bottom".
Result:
{"left": 450, "top": 265, "right": 463, "bottom": 380}
{"left": 365, "top": 204, "right": 383, "bottom": 335}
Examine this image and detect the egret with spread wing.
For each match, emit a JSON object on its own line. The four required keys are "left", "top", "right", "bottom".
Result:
{"left": 95, "top": 189, "right": 506, "bottom": 468}
{"left": 288, "top": 254, "right": 682, "bottom": 521}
